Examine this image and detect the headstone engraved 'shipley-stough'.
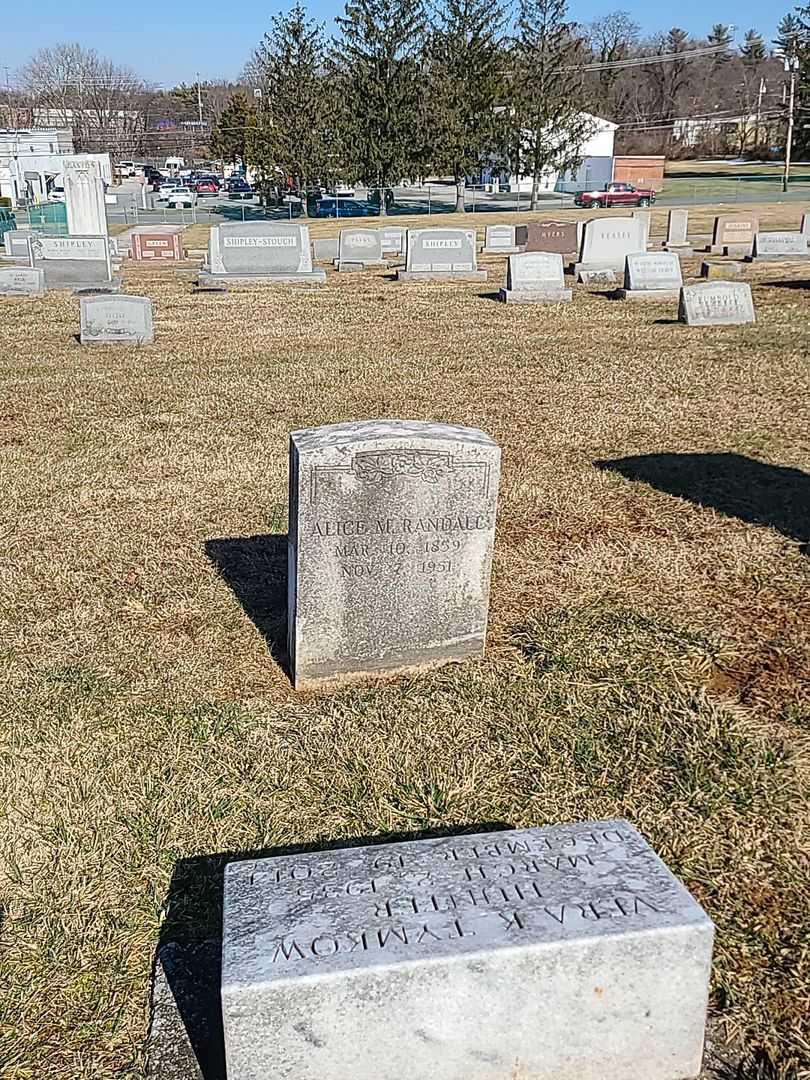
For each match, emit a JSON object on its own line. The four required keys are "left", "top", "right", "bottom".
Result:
{"left": 287, "top": 421, "right": 500, "bottom": 689}
{"left": 222, "top": 819, "right": 714, "bottom": 1080}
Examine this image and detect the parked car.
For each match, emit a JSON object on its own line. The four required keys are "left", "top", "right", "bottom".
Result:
{"left": 227, "top": 178, "right": 254, "bottom": 200}
{"left": 166, "top": 186, "right": 196, "bottom": 209}
{"left": 150, "top": 173, "right": 166, "bottom": 191}
{"left": 314, "top": 198, "right": 376, "bottom": 218}
{"left": 193, "top": 179, "right": 220, "bottom": 196}
{"left": 329, "top": 182, "right": 355, "bottom": 198}
{"left": 157, "top": 181, "right": 183, "bottom": 201}
{"left": 574, "top": 182, "right": 655, "bottom": 209}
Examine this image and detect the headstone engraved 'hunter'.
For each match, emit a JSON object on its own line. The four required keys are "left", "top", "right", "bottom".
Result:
{"left": 63, "top": 157, "right": 108, "bottom": 237}
{"left": 710, "top": 214, "right": 758, "bottom": 256}
{"left": 499, "top": 251, "right": 572, "bottom": 304}
{"left": 0, "top": 267, "right": 45, "bottom": 297}
{"left": 664, "top": 209, "right": 692, "bottom": 253}
{"left": 337, "top": 228, "right": 386, "bottom": 270}
{"left": 748, "top": 231, "right": 808, "bottom": 261}
{"left": 618, "top": 252, "right": 683, "bottom": 300}
{"left": 287, "top": 421, "right": 499, "bottom": 689}
{"left": 575, "top": 217, "right": 644, "bottom": 280}
{"left": 520, "top": 220, "right": 578, "bottom": 255}
{"left": 29, "top": 234, "right": 115, "bottom": 290}
{"left": 679, "top": 281, "right": 756, "bottom": 326}
{"left": 131, "top": 232, "right": 183, "bottom": 262}
{"left": 482, "top": 224, "right": 519, "bottom": 254}
{"left": 398, "top": 229, "right": 486, "bottom": 281}
{"left": 80, "top": 295, "right": 154, "bottom": 344}
{"left": 222, "top": 819, "right": 714, "bottom": 1080}
{"left": 201, "top": 222, "right": 325, "bottom": 285}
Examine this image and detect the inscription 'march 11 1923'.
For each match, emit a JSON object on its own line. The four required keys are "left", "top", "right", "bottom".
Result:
{"left": 287, "top": 420, "right": 501, "bottom": 690}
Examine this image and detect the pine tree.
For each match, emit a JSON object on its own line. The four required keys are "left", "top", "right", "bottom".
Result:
{"left": 210, "top": 93, "right": 256, "bottom": 168}
{"left": 333, "top": 0, "right": 425, "bottom": 215}
{"left": 421, "top": 0, "right": 507, "bottom": 210}
{"left": 708, "top": 24, "right": 733, "bottom": 63}
{"left": 513, "top": 0, "right": 594, "bottom": 210}
{"left": 249, "top": 4, "right": 329, "bottom": 215}
{"left": 740, "top": 29, "right": 766, "bottom": 62}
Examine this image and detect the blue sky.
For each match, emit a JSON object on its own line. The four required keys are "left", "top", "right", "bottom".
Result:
{"left": 2, "top": 0, "right": 788, "bottom": 87}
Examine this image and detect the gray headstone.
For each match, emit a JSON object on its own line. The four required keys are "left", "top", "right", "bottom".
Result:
{"left": 338, "top": 228, "right": 385, "bottom": 268}
{"left": 206, "top": 222, "right": 324, "bottom": 282}
{"left": 802, "top": 213, "right": 809, "bottom": 236}
{"left": 313, "top": 238, "right": 339, "bottom": 263}
{"left": 620, "top": 252, "right": 683, "bottom": 299}
{"left": 288, "top": 420, "right": 500, "bottom": 689}
{"left": 679, "top": 281, "right": 755, "bottom": 326}
{"left": 399, "top": 229, "right": 486, "bottom": 280}
{"left": 576, "top": 217, "right": 644, "bottom": 277}
{"left": 222, "top": 819, "right": 713, "bottom": 1080}
{"left": 666, "top": 209, "right": 689, "bottom": 247}
{"left": 710, "top": 214, "right": 758, "bottom": 256}
{"left": 80, "top": 295, "right": 154, "bottom": 344}
{"left": 64, "top": 156, "right": 108, "bottom": 237}
{"left": 632, "top": 210, "right": 651, "bottom": 249}
{"left": 0, "top": 267, "right": 45, "bottom": 296}
{"left": 379, "top": 226, "right": 405, "bottom": 255}
{"left": 3, "top": 230, "right": 32, "bottom": 261}
{"left": 30, "top": 234, "right": 113, "bottom": 289}
{"left": 499, "top": 251, "right": 571, "bottom": 303}
{"left": 749, "top": 231, "right": 808, "bottom": 260}
{"left": 483, "top": 224, "right": 518, "bottom": 253}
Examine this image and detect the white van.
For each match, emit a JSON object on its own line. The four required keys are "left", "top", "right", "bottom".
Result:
{"left": 164, "top": 157, "right": 185, "bottom": 174}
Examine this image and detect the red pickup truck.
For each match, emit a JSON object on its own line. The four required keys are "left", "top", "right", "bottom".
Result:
{"left": 574, "top": 182, "right": 656, "bottom": 209}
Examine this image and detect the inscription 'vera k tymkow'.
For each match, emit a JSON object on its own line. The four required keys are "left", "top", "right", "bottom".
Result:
{"left": 222, "top": 820, "right": 715, "bottom": 1080}
{"left": 287, "top": 421, "right": 500, "bottom": 689}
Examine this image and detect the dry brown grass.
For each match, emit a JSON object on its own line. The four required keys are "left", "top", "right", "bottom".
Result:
{"left": 1, "top": 212, "right": 809, "bottom": 1079}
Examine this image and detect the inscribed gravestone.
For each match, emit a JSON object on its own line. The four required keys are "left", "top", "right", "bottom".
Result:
{"left": 749, "top": 231, "right": 808, "bottom": 260}
{"left": 482, "top": 224, "right": 519, "bottom": 253}
{"left": 204, "top": 222, "right": 325, "bottom": 283}
{"left": 575, "top": 217, "right": 644, "bottom": 279}
{"left": 131, "top": 232, "right": 183, "bottom": 262}
{"left": 632, "top": 210, "right": 651, "bottom": 249}
{"left": 665, "top": 209, "right": 691, "bottom": 251}
{"left": 380, "top": 226, "right": 405, "bottom": 255}
{"left": 222, "top": 818, "right": 714, "bottom": 1080}
{"left": 679, "top": 281, "right": 755, "bottom": 326}
{"left": 3, "top": 230, "right": 32, "bottom": 261}
{"left": 522, "top": 220, "right": 578, "bottom": 255}
{"left": 619, "top": 252, "right": 683, "bottom": 300}
{"left": 64, "top": 157, "right": 108, "bottom": 237}
{"left": 80, "top": 295, "right": 154, "bottom": 344}
{"left": 0, "top": 267, "right": 45, "bottom": 297}
{"left": 711, "top": 214, "right": 758, "bottom": 256}
{"left": 288, "top": 420, "right": 499, "bottom": 689}
{"left": 338, "top": 228, "right": 385, "bottom": 269}
{"left": 398, "top": 229, "right": 486, "bottom": 281}
{"left": 499, "top": 251, "right": 571, "bottom": 303}
{"left": 29, "top": 235, "right": 114, "bottom": 290}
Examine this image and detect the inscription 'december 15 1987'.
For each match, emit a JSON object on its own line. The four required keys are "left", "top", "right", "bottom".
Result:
{"left": 287, "top": 421, "right": 500, "bottom": 689}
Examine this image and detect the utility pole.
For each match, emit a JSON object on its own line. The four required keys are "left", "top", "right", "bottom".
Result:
{"left": 196, "top": 74, "right": 203, "bottom": 126}
{"left": 755, "top": 77, "right": 766, "bottom": 149}
{"left": 782, "top": 53, "right": 799, "bottom": 193}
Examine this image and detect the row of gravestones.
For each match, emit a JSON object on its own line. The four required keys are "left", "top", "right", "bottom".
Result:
{"left": 181, "top": 419, "right": 716, "bottom": 1080}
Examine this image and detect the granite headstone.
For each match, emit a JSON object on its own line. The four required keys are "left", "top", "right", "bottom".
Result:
{"left": 398, "top": 229, "right": 486, "bottom": 281}
{"left": 521, "top": 220, "right": 578, "bottom": 255}
{"left": 575, "top": 217, "right": 644, "bottom": 279}
{"left": 202, "top": 222, "right": 325, "bottom": 284}
{"left": 664, "top": 209, "right": 692, "bottom": 253}
{"left": 499, "top": 251, "right": 571, "bottom": 303}
{"left": 482, "top": 224, "right": 519, "bottom": 254}
{"left": 710, "top": 214, "right": 758, "bottom": 256}
{"left": 748, "top": 231, "right": 808, "bottom": 260}
{"left": 337, "top": 228, "right": 386, "bottom": 270}
{"left": 64, "top": 157, "right": 108, "bottom": 237}
{"left": 131, "top": 232, "right": 184, "bottom": 262}
{"left": 0, "top": 267, "right": 46, "bottom": 297}
{"left": 29, "top": 234, "right": 115, "bottom": 290}
{"left": 618, "top": 252, "right": 683, "bottom": 300}
{"left": 679, "top": 281, "right": 755, "bottom": 325}
{"left": 80, "top": 295, "right": 154, "bottom": 344}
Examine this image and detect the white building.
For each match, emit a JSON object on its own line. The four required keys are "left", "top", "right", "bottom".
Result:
{"left": 0, "top": 129, "right": 112, "bottom": 207}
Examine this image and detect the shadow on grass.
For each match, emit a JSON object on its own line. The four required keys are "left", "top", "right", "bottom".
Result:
{"left": 204, "top": 534, "right": 289, "bottom": 672}
{"left": 595, "top": 452, "right": 810, "bottom": 554}
{"left": 150, "top": 823, "right": 509, "bottom": 1080}
{"left": 760, "top": 279, "right": 810, "bottom": 291}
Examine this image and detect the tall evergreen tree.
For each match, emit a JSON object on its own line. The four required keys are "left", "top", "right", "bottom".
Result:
{"left": 708, "top": 23, "right": 734, "bottom": 64}
{"left": 210, "top": 93, "right": 256, "bottom": 167}
{"left": 775, "top": 5, "right": 810, "bottom": 156}
{"left": 740, "top": 29, "right": 766, "bottom": 62}
{"left": 249, "top": 4, "right": 329, "bottom": 215}
{"left": 513, "top": 0, "right": 594, "bottom": 210}
{"left": 422, "top": 0, "right": 507, "bottom": 210}
{"left": 333, "top": 0, "right": 425, "bottom": 214}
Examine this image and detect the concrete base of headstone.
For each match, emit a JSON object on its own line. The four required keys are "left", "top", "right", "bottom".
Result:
{"left": 701, "top": 261, "right": 742, "bottom": 279}
{"left": 397, "top": 269, "right": 487, "bottom": 282}
{"left": 616, "top": 288, "right": 681, "bottom": 301}
{"left": 664, "top": 244, "right": 694, "bottom": 256}
{"left": 481, "top": 245, "right": 521, "bottom": 255}
{"left": 198, "top": 269, "right": 326, "bottom": 286}
{"left": 709, "top": 244, "right": 752, "bottom": 258}
{"left": 498, "top": 286, "right": 572, "bottom": 303}
{"left": 222, "top": 820, "right": 714, "bottom": 1080}
{"left": 72, "top": 279, "right": 122, "bottom": 295}
{"left": 335, "top": 259, "right": 388, "bottom": 272}
{"left": 575, "top": 265, "right": 618, "bottom": 285}
{"left": 745, "top": 253, "right": 810, "bottom": 262}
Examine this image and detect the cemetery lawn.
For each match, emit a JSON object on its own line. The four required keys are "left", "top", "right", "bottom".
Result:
{"left": 1, "top": 205, "right": 809, "bottom": 1079}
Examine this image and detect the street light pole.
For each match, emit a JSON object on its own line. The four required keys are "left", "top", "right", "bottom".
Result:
{"left": 782, "top": 54, "right": 799, "bottom": 193}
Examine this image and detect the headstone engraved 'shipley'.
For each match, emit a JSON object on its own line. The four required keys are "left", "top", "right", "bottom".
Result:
{"left": 499, "top": 251, "right": 572, "bottom": 304}
{"left": 201, "top": 222, "right": 325, "bottom": 285}
{"left": 29, "top": 234, "right": 116, "bottom": 291}
{"left": 222, "top": 819, "right": 714, "bottom": 1080}
{"left": 398, "top": 228, "right": 487, "bottom": 281}
{"left": 287, "top": 421, "right": 499, "bottom": 689}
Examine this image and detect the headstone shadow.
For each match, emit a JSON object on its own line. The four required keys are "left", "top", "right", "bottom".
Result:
{"left": 595, "top": 452, "right": 810, "bottom": 554}
{"left": 204, "top": 534, "right": 289, "bottom": 672}
{"left": 150, "top": 823, "right": 510, "bottom": 1080}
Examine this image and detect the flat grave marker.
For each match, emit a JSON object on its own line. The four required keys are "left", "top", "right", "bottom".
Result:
{"left": 223, "top": 818, "right": 714, "bottom": 1080}
{"left": 80, "top": 295, "right": 154, "bottom": 344}
{"left": 398, "top": 229, "right": 486, "bottom": 281}
{"left": 288, "top": 420, "right": 499, "bottom": 689}
{"left": 679, "top": 281, "right": 755, "bottom": 326}
{"left": 0, "top": 267, "right": 45, "bottom": 297}
{"left": 131, "top": 232, "right": 184, "bottom": 262}
{"left": 618, "top": 252, "right": 683, "bottom": 300}
{"left": 499, "top": 251, "right": 571, "bottom": 303}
